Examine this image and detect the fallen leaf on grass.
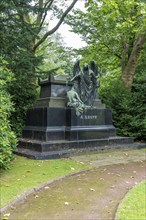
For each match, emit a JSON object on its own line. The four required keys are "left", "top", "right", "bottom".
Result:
{"left": 90, "top": 188, "right": 95, "bottom": 192}
{"left": 4, "top": 213, "right": 10, "bottom": 217}
{"left": 130, "top": 176, "right": 134, "bottom": 179}
{"left": 44, "top": 186, "right": 50, "bottom": 189}
{"left": 103, "top": 168, "right": 107, "bottom": 172}
{"left": 11, "top": 206, "right": 16, "bottom": 210}
{"left": 133, "top": 171, "right": 137, "bottom": 174}
{"left": 78, "top": 188, "right": 82, "bottom": 191}
{"left": 109, "top": 199, "right": 113, "bottom": 203}
{"left": 110, "top": 185, "right": 115, "bottom": 189}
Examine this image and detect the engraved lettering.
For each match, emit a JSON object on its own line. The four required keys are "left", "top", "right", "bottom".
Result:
{"left": 80, "top": 115, "right": 97, "bottom": 120}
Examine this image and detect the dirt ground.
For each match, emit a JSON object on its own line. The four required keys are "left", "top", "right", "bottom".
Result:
{"left": 2, "top": 148, "right": 146, "bottom": 220}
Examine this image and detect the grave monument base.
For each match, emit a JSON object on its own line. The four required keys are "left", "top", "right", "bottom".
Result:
{"left": 15, "top": 74, "right": 145, "bottom": 160}
{"left": 15, "top": 137, "right": 146, "bottom": 160}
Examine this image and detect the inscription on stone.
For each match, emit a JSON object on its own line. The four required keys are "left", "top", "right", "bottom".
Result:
{"left": 80, "top": 115, "right": 97, "bottom": 120}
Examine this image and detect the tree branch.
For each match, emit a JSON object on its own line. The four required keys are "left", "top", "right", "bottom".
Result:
{"left": 125, "top": 33, "right": 146, "bottom": 73}
{"left": 33, "top": 0, "right": 78, "bottom": 52}
{"left": 102, "top": 42, "right": 121, "bottom": 59}
{"left": 122, "top": 33, "right": 146, "bottom": 88}
{"left": 36, "top": 0, "right": 44, "bottom": 26}
{"left": 38, "top": 0, "right": 54, "bottom": 31}
{"left": 121, "top": 35, "right": 129, "bottom": 72}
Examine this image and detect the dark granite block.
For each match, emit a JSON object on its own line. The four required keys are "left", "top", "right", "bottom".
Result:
{"left": 39, "top": 76, "right": 72, "bottom": 99}
{"left": 66, "top": 108, "right": 106, "bottom": 126}
{"left": 47, "top": 108, "right": 66, "bottom": 126}
{"left": 22, "top": 126, "right": 47, "bottom": 141}
{"left": 25, "top": 108, "right": 66, "bottom": 127}
{"left": 65, "top": 125, "right": 116, "bottom": 141}
{"left": 104, "top": 108, "right": 113, "bottom": 125}
{"left": 23, "top": 126, "right": 65, "bottom": 141}
{"left": 25, "top": 108, "right": 47, "bottom": 127}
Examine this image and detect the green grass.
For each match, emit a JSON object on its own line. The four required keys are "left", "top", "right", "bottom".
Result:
{"left": 0, "top": 156, "right": 91, "bottom": 208}
{"left": 116, "top": 180, "right": 146, "bottom": 220}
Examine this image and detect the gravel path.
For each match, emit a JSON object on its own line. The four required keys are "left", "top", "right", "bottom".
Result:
{"left": 2, "top": 149, "right": 146, "bottom": 220}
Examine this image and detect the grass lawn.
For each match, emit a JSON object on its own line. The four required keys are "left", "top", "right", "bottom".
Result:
{"left": 0, "top": 156, "right": 91, "bottom": 208}
{"left": 116, "top": 180, "right": 146, "bottom": 220}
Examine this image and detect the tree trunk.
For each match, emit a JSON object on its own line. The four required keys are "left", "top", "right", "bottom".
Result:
{"left": 122, "top": 34, "right": 146, "bottom": 89}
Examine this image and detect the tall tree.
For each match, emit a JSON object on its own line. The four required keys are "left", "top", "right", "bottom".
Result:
{"left": 11, "top": 0, "right": 78, "bottom": 52}
{"left": 36, "top": 32, "right": 75, "bottom": 77}
{"left": 66, "top": 0, "right": 146, "bottom": 89}
{"left": 0, "top": 0, "right": 78, "bottom": 135}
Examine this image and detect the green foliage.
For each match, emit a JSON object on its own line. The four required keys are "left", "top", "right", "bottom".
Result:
{"left": 66, "top": 0, "right": 146, "bottom": 85}
{"left": 0, "top": 156, "right": 91, "bottom": 208}
{"left": 0, "top": 1, "right": 77, "bottom": 136}
{"left": 0, "top": 58, "right": 17, "bottom": 170}
{"left": 129, "top": 66, "right": 146, "bottom": 140}
{"left": 99, "top": 70, "right": 131, "bottom": 135}
{"left": 0, "top": 1, "right": 42, "bottom": 136}
{"left": 8, "top": 50, "right": 41, "bottom": 136}
{"left": 36, "top": 33, "right": 74, "bottom": 77}
{"left": 66, "top": 0, "right": 146, "bottom": 140}
{"left": 116, "top": 180, "right": 146, "bottom": 220}
{"left": 99, "top": 67, "right": 146, "bottom": 141}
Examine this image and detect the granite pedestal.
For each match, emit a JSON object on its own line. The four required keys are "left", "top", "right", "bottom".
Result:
{"left": 15, "top": 75, "right": 140, "bottom": 160}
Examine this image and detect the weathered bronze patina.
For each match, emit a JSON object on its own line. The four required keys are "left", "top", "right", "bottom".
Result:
{"left": 67, "top": 60, "right": 100, "bottom": 115}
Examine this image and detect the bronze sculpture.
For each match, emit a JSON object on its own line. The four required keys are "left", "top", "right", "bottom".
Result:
{"left": 67, "top": 60, "right": 100, "bottom": 115}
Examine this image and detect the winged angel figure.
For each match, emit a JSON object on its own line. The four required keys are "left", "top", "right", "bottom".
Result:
{"left": 67, "top": 60, "right": 100, "bottom": 115}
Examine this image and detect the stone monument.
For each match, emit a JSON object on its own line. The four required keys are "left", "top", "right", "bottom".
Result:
{"left": 15, "top": 60, "right": 134, "bottom": 159}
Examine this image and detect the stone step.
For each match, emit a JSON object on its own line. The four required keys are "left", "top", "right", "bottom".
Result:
{"left": 15, "top": 138, "right": 146, "bottom": 160}
{"left": 18, "top": 136, "right": 133, "bottom": 153}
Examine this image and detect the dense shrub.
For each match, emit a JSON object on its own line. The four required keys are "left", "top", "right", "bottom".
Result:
{"left": 129, "top": 72, "right": 146, "bottom": 140}
{"left": 0, "top": 58, "right": 17, "bottom": 170}
{"left": 8, "top": 50, "right": 40, "bottom": 137}
{"left": 99, "top": 69, "right": 146, "bottom": 141}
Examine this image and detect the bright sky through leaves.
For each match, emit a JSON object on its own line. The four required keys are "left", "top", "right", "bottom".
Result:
{"left": 50, "top": 0, "right": 86, "bottom": 48}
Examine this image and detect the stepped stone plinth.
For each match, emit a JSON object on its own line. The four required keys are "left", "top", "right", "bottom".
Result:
{"left": 15, "top": 62, "right": 141, "bottom": 159}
